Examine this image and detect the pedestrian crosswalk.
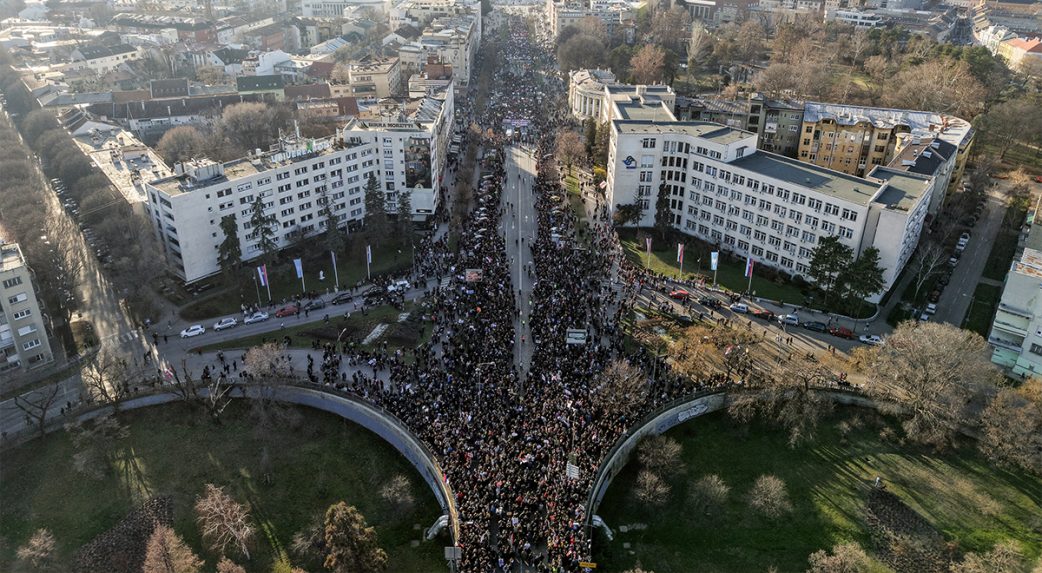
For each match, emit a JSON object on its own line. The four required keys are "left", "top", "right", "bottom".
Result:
{"left": 100, "top": 330, "right": 140, "bottom": 346}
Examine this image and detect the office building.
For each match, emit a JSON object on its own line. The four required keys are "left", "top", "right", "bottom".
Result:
{"left": 989, "top": 200, "right": 1042, "bottom": 378}
{"left": 545, "top": 0, "right": 643, "bottom": 39}
{"left": 1, "top": 242, "right": 54, "bottom": 373}
{"left": 604, "top": 100, "right": 935, "bottom": 301}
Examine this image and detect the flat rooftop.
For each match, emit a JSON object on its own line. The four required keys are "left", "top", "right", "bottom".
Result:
{"left": 614, "top": 100, "right": 675, "bottom": 121}
{"left": 0, "top": 243, "right": 26, "bottom": 272}
{"left": 73, "top": 129, "right": 169, "bottom": 204}
{"left": 732, "top": 151, "right": 880, "bottom": 206}
{"left": 615, "top": 120, "right": 753, "bottom": 145}
{"left": 868, "top": 167, "right": 932, "bottom": 211}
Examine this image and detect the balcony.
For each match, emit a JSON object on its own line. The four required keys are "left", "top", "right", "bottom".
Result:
{"left": 997, "top": 302, "right": 1032, "bottom": 319}
{"left": 991, "top": 320, "right": 1027, "bottom": 339}
{"left": 988, "top": 335, "right": 1022, "bottom": 352}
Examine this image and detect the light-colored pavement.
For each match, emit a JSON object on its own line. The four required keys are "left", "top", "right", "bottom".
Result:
{"left": 503, "top": 146, "right": 539, "bottom": 373}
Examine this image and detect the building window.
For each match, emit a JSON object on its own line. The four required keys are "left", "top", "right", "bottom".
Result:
{"left": 8, "top": 292, "right": 28, "bottom": 304}
{"left": 22, "top": 338, "right": 41, "bottom": 351}
{"left": 2, "top": 276, "right": 22, "bottom": 289}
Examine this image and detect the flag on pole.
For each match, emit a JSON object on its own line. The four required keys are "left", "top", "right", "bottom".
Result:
{"left": 677, "top": 243, "right": 684, "bottom": 264}
{"left": 366, "top": 245, "right": 372, "bottom": 264}
{"left": 710, "top": 251, "right": 719, "bottom": 271}
{"left": 257, "top": 264, "right": 269, "bottom": 286}
{"left": 745, "top": 256, "right": 755, "bottom": 277}
{"left": 645, "top": 236, "right": 652, "bottom": 254}
{"left": 293, "top": 258, "right": 303, "bottom": 279}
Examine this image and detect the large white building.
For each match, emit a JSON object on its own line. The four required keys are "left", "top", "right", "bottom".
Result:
{"left": 1, "top": 242, "right": 54, "bottom": 373}
{"left": 144, "top": 85, "right": 453, "bottom": 284}
{"left": 989, "top": 200, "right": 1042, "bottom": 379}
{"left": 605, "top": 100, "right": 934, "bottom": 300}
{"left": 567, "top": 68, "right": 676, "bottom": 123}
{"left": 144, "top": 137, "right": 380, "bottom": 284}
{"left": 343, "top": 83, "right": 454, "bottom": 218}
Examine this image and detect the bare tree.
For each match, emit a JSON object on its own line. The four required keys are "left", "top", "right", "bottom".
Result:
{"left": 15, "top": 528, "right": 57, "bottom": 572}
{"left": 729, "top": 357, "right": 834, "bottom": 447}
{"left": 884, "top": 59, "right": 987, "bottom": 118}
{"left": 323, "top": 502, "right": 388, "bottom": 573}
{"left": 215, "top": 558, "right": 247, "bottom": 573}
{"left": 747, "top": 474, "right": 793, "bottom": 518}
{"left": 14, "top": 382, "right": 62, "bottom": 437}
{"left": 650, "top": 6, "right": 691, "bottom": 52}
{"left": 806, "top": 542, "right": 873, "bottom": 573}
{"left": 847, "top": 29, "right": 871, "bottom": 68}
{"left": 590, "top": 358, "right": 647, "bottom": 416}
{"left": 637, "top": 435, "right": 683, "bottom": 476}
{"left": 909, "top": 240, "right": 949, "bottom": 301}
{"left": 687, "top": 23, "right": 713, "bottom": 74}
{"left": 379, "top": 474, "right": 416, "bottom": 513}
{"left": 554, "top": 129, "right": 586, "bottom": 172}
{"left": 868, "top": 322, "right": 1002, "bottom": 448}
{"left": 142, "top": 525, "right": 203, "bottom": 573}
{"left": 978, "top": 379, "right": 1042, "bottom": 475}
{"left": 574, "top": 16, "right": 608, "bottom": 44}
{"left": 630, "top": 45, "right": 667, "bottom": 85}
{"left": 243, "top": 342, "right": 293, "bottom": 383}
{"left": 634, "top": 470, "right": 671, "bottom": 506}
{"left": 951, "top": 541, "right": 1028, "bottom": 573}
{"left": 194, "top": 484, "right": 255, "bottom": 559}
{"left": 82, "top": 349, "right": 139, "bottom": 408}
{"left": 156, "top": 126, "right": 209, "bottom": 165}
{"left": 689, "top": 474, "right": 730, "bottom": 517}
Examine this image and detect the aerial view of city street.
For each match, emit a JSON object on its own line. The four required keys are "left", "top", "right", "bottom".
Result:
{"left": 1, "top": 0, "right": 1042, "bottom": 570}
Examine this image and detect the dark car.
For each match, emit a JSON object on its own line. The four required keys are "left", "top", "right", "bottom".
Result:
{"left": 669, "top": 313, "right": 694, "bottom": 326}
{"left": 331, "top": 292, "right": 353, "bottom": 305}
{"left": 362, "top": 287, "right": 385, "bottom": 302}
{"left": 802, "top": 321, "right": 828, "bottom": 333}
{"left": 698, "top": 296, "right": 722, "bottom": 309}
{"left": 303, "top": 299, "right": 326, "bottom": 311}
{"left": 274, "top": 305, "right": 298, "bottom": 318}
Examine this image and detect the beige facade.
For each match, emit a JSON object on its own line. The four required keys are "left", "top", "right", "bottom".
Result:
{"left": 345, "top": 56, "right": 402, "bottom": 98}
{"left": 1, "top": 243, "right": 54, "bottom": 373}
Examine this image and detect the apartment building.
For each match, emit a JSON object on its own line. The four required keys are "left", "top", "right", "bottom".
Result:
{"left": 796, "top": 102, "right": 972, "bottom": 212}
{"left": 144, "top": 136, "right": 380, "bottom": 284}
{"left": 343, "top": 56, "right": 402, "bottom": 98}
{"left": 416, "top": 14, "right": 479, "bottom": 84}
{"left": 343, "top": 82, "right": 454, "bottom": 219}
{"left": 674, "top": 93, "right": 804, "bottom": 156}
{"left": 390, "top": 0, "right": 481, "bottom": 35}
{"left": 605, "top": 100, "right": 935, "bottom": 301}
{"left": 68, "top": 44, "right": 141, "bottom": 74}
{"left": 1, "top": 243, "right": 54, "bottom": 373}
{"left": 545, "top": 0, "right": 643, "bottom": 39}
{"left": 989, "top": 201, "right": 1042, "bottom": 378}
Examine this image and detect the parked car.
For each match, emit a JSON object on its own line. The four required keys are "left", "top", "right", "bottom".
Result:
{"left": 751, "top": 309, "right": 775, "bottom": 321}
{"left": 243, "top": 311, "right": 269, "bottom": 324}
{"left": 729, "top": 302, "right": 749, "bottom": 313}
{"left": 959, "top": 231, "right": 971, "bottom": 242}
{"left": 331, "top": 292, "right": 353, "bottom": 305}
{"left": 670, "top": 313, "right": 694, "bottom": 326}
{"left": 828, "top": 325, "right": 855, "bottom": 339}
{"left": 859, "top": 334, "right": 884, "bottom": 346}
{"left": 303, "top": 299, "right": 326, "bottom": 311}
{"left": 213, "top": 317, "right": 238, "bottom": 331}
{"left": 948, "top": 257, "right": 959, "bottom": 267}
{"left": 698, "top": 296, "right": 722, "bottom": 309}
{"left": 777, "top": 314, "right": 800, "bottom": 326}
{"left": 802, "top": 321, "right": 827, "bottom": 332}
{"left": 274, "top": 305, "right": 298, "bottom": 318}
{"left": 362, "top": 287, "right": 385, "bottom": 302}
{"left": 669, "top": 289, "right": 691, "bottom": 300}
{"left": 387, "top": 279, "right": 412, "bottom": 293}
{"left": 925, "top": 303, "right": 937, "bottom": 315}
{"left": 180, "top": 325, "right": 205, "bottom": 338}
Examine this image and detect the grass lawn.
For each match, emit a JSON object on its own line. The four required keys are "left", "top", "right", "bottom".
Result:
{"left": 963, "top": 283, "right": 1002, "bottom": 337}
{"left": 180, "top": 242, "right": 413, "bottom": 321}
{"left": 192, "top": 303, "right": 427, "bottom": 353}
{"left": 982, "top": 227, "right": 1022, "bottom": 282}
{"left": 594, "top": 409, "right": 1042, "bottom": 573}
{"left": 618, "top": 231, "right": 808, "bottom": 304}
{"left": 0, "top": 402, "right": 443, "bottom": 572}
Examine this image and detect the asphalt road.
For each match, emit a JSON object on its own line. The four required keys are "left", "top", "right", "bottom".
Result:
{"left": 934, "top": 192, "right": 1006, "bottom": 326}
{"left": 503, "top": 146, "right": 539, "bottom": 374}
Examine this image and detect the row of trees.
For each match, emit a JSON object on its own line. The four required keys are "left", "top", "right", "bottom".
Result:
{"left": 11, "top": 493, "right": 387, "bottom": 573}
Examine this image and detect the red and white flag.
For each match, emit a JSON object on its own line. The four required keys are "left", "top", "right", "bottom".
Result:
{"left": 677, "top": 243, "right": 684, "bottom": 264}
{"left": 744, "top": 256, "right": 755, "bottom": 278}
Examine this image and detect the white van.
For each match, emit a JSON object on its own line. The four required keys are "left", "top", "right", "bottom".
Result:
{"left": 777, "top": 314, "right": 800, "bottom": 326}
{"left": 729, "top": 303, "right": 749, "bottom": 313}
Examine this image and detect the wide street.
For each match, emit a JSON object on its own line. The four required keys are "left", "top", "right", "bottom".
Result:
{"left": 502, "top": 146, "right": 539, "bottom": 373}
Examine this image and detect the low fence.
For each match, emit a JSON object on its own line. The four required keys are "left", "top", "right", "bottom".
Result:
{"left": 5, "top": 382, "right": 460, "bottom": 549}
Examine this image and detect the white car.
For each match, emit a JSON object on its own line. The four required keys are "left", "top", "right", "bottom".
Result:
{"left": 243, "top": 311, "right": 269, "bottom": 324}
{"left": 925, "top": 303, "right": 937, "bottom": 315}
{"left": 859, "top": 334, "right": 884, "bottom": 346}
{"left": 777, "top": 314, "right": 800, "bottom": 326}
{"left": 387, "top": 279, "right": 411, "bottom": 293}
{"left": 213, "top": 317, "right": 238, "bottom": 331}
{"left": 180, "top": 325, "right": 205, "bottom": 338}
{"left": 729, "top": 303, "right": 749, "bottom": 313}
